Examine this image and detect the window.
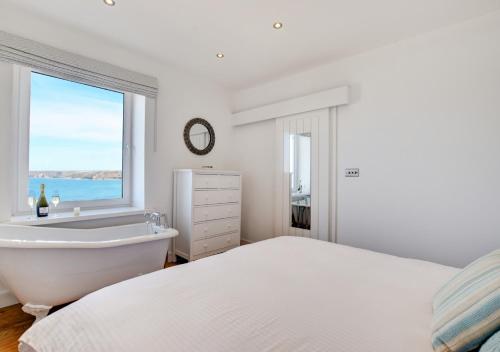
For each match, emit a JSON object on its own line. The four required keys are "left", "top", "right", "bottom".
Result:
{"left": 15, "top": 68, "right": 132, "bottom": 213}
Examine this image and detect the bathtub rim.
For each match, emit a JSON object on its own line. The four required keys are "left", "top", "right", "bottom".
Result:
{"left": 0, "top": 224, "right": 178, "bottom": 249}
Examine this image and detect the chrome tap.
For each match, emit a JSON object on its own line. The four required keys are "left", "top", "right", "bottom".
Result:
{"left": 144, "top": 211, "right": 167, "bottom": 227}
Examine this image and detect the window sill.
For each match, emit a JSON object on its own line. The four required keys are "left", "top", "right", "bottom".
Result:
{"left": 7, "top": 207, "right": 145, "bottom": 226}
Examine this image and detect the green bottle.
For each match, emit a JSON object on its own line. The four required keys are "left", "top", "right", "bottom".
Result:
{"left": 37, "top": 184, "right": 49, "bottom": 217}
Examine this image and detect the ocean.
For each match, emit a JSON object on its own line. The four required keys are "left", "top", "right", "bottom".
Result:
{"left": 29, "top": 177, "right": 123, "bottom": 202}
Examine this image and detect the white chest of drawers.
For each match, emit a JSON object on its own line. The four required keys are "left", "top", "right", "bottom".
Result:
{"left": 173, "top": 169, "right": 241, "bottom": 261}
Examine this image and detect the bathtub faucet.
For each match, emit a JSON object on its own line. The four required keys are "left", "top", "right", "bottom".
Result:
{"left": 145, "top": 212, "right": 165, "bottom": 227}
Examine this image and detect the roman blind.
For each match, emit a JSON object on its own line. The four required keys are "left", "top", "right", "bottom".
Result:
{"left": 0, "top": 30, "right": 158, "bottom": 98}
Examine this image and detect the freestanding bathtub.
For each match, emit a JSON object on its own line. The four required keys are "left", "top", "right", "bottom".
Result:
{"left": 0, "top": 223, "right": 178, "bottom": 321}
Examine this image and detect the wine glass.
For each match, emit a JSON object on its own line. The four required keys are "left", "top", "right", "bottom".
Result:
{"left": 28, "top": 191, "right": 36, "bottom": 218}
{"left": 51, "top": 191, "right": 60, "bottom": 217}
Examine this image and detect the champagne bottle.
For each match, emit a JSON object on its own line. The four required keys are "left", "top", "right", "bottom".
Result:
{"left": 37, "top": 184, "right": 49, "bottom": 217}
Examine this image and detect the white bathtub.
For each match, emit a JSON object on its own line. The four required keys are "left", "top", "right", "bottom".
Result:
{"left": 0, "top": 223, "right": 178, "bottom": 321}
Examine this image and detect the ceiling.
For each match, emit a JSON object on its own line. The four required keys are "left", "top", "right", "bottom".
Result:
{"left": 2, "top": 0, "right": 500, "bottom": 89}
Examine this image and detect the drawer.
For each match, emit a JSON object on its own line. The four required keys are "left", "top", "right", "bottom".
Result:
{"left": 192, "top": 232, "right": 240, "bottom": 256}
{"left": 218, "top": 189, "right": 240, "bottom": 203}
{"left": 193, "top": 175, "right": 219, "bottom": 189}
{"left": 193, "top": 204, "right": 240, "bottom": 222}
{"left": 218, "top": 175, "right": 240, "bottom": 189}
{"left": 193, "top": 190, "right": 240, "bottom": 206}
{"left": 193, "top": 218, "right": 240, "bottom": 240}
{"left": 193, "top": 174, "right": 240, "bottom": 190}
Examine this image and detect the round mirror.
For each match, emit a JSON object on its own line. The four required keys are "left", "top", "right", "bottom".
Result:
{"left": 183, "top": 118, "right": 215, "bottom": 155}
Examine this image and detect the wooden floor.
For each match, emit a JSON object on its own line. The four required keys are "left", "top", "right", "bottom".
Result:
{"left": 0, "top": 304, "right": 34, "bottom": 352}
{"left": 0, "top": 259, "right": 184, "bottom": 352}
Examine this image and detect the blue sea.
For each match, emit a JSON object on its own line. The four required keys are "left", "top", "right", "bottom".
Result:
{"left": 29, "top": 178, "right": 122, "bottom": 202}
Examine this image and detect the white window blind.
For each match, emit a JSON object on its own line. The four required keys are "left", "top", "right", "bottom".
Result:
{"left": 0, "top": 30, "right": 158, "bottom": 98}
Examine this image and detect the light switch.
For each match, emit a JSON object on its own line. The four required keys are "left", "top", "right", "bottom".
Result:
{"left": 345, "top": 168, "right": 360, "bottom": 177}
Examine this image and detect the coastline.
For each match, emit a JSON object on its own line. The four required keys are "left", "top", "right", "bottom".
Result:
{"left": 29, "top": 171, "right": 122, "bottom": 181}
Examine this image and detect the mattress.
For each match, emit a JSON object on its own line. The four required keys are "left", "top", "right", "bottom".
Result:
{"left": 19, "top": 236, "right": 458, "bottom": 352}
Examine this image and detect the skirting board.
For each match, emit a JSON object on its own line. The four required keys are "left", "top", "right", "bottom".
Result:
{"left": 232, "top": 86, "right": 349, "bottom": 126}
{"left": 0, "top": 288, "right": 18, "bottom": 308}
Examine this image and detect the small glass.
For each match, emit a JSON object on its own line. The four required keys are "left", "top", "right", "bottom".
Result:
{"left": 28, "top": 191, "right": 37, "bottom": 218}
{"left": 51, "top": 191, "right": 60, "bottom": 217}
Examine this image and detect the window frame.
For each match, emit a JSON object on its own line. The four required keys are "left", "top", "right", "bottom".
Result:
{"left": 12, "top": 66, "right": 133, "bottom": 214}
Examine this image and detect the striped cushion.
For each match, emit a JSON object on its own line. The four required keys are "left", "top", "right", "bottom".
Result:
{"left": 480, "top": 330, "right": 500, "bottom": 352}
{"left": 431, "top": 249, "right": 500, "bottom": 352}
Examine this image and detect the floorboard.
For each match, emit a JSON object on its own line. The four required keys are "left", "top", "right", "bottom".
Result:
{"left": 0, "top": 304, "right": 34, "bottom": 352}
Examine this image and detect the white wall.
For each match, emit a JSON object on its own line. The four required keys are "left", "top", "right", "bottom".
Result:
{"left": 232, "top": 11, "right": 500, "bottom": 267}
{"left": 0, "top": 6, "right": 234, "bottom": 306}
{"left": 0, "top": 63, "right": 12, "bottom": 224}
{"left": 231, "top": 119, "right": 276, "bottom": 242}
{"left": 0, "top": 61, "right": 18, "bottom": 307}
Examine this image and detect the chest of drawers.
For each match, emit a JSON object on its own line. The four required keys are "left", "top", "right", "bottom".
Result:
{"left": 173, "top": 169, "right": 241, "bottom": 261}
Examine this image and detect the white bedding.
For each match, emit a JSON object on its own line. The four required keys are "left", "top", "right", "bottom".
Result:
{"left": 19, "top": 236, "right": 458, "bottom": 352}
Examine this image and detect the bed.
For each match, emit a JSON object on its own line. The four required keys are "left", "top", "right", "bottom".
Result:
{"left": 19, "top": 236, "right": 458, "bottom": 352}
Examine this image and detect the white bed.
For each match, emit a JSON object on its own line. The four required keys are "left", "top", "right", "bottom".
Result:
{"left": 19, "top": 236, "right": 458, "bottom": 352}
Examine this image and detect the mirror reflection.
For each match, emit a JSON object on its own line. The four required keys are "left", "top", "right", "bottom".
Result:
{"left": 289, "top": 132, "right": 311, "bottom": 230}
{"left": 189, "top": 123, "right": 210, "bottom": 150}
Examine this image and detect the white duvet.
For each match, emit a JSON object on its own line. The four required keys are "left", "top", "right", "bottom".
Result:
{"left": 19, "top": 236, "right": 458, "bottom": 352}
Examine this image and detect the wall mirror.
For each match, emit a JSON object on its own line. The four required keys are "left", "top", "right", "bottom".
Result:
{"left": 183, "top": 118, "right": 215, "bottom": 155}
{"left": 289, "top": 132, "right": 311, "bottom": 230}
{"left": 275, "top": 109, "right": 330, "bottom": 241}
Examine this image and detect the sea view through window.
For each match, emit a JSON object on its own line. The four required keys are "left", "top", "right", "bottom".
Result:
{"left": 28, "top": 72, "right": 125, "bottom": 202}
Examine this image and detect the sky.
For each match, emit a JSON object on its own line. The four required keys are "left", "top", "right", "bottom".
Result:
{"left": 29, "top": 72, "right": 124, "bottom": 171}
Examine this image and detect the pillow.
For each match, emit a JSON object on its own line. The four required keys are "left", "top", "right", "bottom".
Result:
{"left": 431, "top": 249, "right": 500, "bottom": 352}
{"left": 480, "top": 330, "right": 500, "bottom": 352}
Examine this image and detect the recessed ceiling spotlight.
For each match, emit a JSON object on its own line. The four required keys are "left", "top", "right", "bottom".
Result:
{"left": 216, "top": 53, "right": 224, "bottom": 59}
{"left": 273, "top": 22, "right": 283, "bottom": 29}
{"left": 103, "top": 0, "right": 116, "bottom": 6}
